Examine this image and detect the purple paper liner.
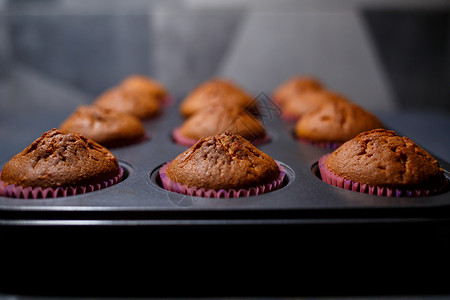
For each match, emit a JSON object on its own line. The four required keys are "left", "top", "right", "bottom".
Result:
{"left": 297, "top": 136, "right": 342, "bottom": 150}
{"left": 172, "top": 127, "right": 270, "bottom": 147}
{"left": 171, "top": 128, "right": 199, "bottom": 147}
{"left": 0, "top": 167, "right": 124, "bottom": 199}
{"left": 280, "top": 112, "right": 300, "bottom": 122}
{"left": 318, "top": 154, "right": 448, "bottom": 197}
{"left": 162, "top": 95, "right": 174, "bottom": 108}
{"left": 159, "top": 161, "right": 286, "bottom": 198}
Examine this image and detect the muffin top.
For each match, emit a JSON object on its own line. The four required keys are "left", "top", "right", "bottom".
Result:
{"left": 94, "top": 86, "right": 160, "bottom": 119}
{"left": 120, "top": 74, "right": 167, "bottom": 103}
{"left": 60, "top": 105, "right": 146, "bottom": 148}
{"left": 1, "top": 129, "right": 120, "bottom": 188}
{"left": 166, "top": 132, "right": 280, "bottom": 190}
{"left": 179, "top": 78, "right": 257, "bottom": 118}
{"left": 273, "top": 75, "right": 323, "bottom": 107}
{"left": 282, "top": 89, "right": 347, "bottom": 119}
{"left": 325, "top": 129, "right": 445, "bottom": 189}
{"left": 295, "top": 99, "right": 383, "bottom": 143}
{"left": 178, "top": 104, "right": 266, "bottom": 142}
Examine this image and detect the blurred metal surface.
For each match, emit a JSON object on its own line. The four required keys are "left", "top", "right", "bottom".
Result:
{"left": 1, "top": 0, "right": 449, "bottom": 110}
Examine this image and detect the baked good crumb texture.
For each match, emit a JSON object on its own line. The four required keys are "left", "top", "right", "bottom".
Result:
{"left": 325, "top": 129, "right": 446, "bottom": 190}
{"left": 167, "top": 132, "right": 280, "bottom": 190}
{"left": 1, "top": 129, "right": 120, "bottom": 189}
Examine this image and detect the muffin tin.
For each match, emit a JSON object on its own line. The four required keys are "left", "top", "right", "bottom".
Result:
{"left": 1, "top": 99, "right": 449, "bottom": 297}
{"left": 0, "top": 99, "right": 449, "bottom": 224}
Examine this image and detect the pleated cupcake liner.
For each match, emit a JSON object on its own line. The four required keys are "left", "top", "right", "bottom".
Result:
{"left": 172, "top": 127, "right": 270, "bottom": 147}
{"left": 318, "top": 154, "right": 448, "bottom": 197}
{"left": 159, "top": 161, "right": 286, "bottom": 198}
{"left": 0, "top": 167, "right": 124, "bottom": 199}
{"left": 297, "top": 136, "right": 342, "bottom": 150}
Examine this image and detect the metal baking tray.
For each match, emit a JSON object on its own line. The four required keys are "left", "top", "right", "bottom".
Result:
{"left": 0, "top": 100, "right": 449, "bottom": 297}
{"left": 0, "top": 99, "right": 449, "bottom": 225}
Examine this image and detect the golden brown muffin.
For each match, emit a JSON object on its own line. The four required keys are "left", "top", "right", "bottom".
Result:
{"left": 295, "top": 99, "right": 383, "bottom": 144}
{"left": 179, "top": 78, "right": 258, "bottom": 118}
{"left": 166, "top": 132, "right": 280, "bottom": 190}
{"left": 177, "top": 105, "right": 267, "bottom": 143}
{"left": 272, "top": 76, "right": 323, "bottom": 107}
{"left": 94, "top": 86, "right": 160, "bottom": 119}
{"left": 324, "top": 129, "right": 446, "bottom": 190}
{"left": 120, "top": 74, "right": 167, "bottom": 103}
{"left": 60, "top": 105, "right": 146, "bottom": 148}
{"left": 0, "top": 129, "right": 120, "bottom": 188}
{"left": 282, "top": 90, "right": 348, "bottom": 120}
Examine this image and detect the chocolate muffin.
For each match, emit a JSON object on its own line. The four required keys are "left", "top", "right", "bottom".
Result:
{"left": 282, "top": 90, "right": 348, "bottom": 121}
{"left": 160, "top": 132, "right": 284, "bottom": 197}
{"left": 295, "top": 99, "right": 383, "bottom": 148}
{"left": 179, "top": 78, "right": 258, "bottom": 118}
{"left": 0, "top": 129, "right": 122, "bottom": 198}
{"left": 272, "top": 75, "right": 323, "bottom": 108}
{"left": 319, "top": 129, "right": 447, "bottom": 196}
{"left": 60, "top": 105, "right": 146, "bottom": 148}
{"left": 120, "top": 74, "right": 168, "bottom": 104}
{"left": 94, "top": 86, "right": 160, "bottom": 119}
{"left": 173, "top": 105, "right": 268, "bottom": 146}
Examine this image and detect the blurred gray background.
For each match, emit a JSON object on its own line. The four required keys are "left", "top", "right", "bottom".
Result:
{"left": 0, "top": 0, "right": 449, "bottom": 161}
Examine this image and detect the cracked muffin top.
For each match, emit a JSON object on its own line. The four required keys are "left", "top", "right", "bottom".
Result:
{"left": 179, "top": 78, "right": 258, "bottom": 118}
{"left": 166, "top": 131, "right": 280, "bottom": 190}
{"left": 60, "top": 105, "right": 146, "bottom": 148}
{"left": 324, "top": 129, "right": 446, "bottom": 189}
{"left": 178, "top": 105, "right": 266, "bottom": 142}
{"left": 272, "top": 75, "right": 323, "bottom": 107}
{"left": 295, "top": 99, "right": 383, "bottom": 143}
{"left": 1, "top": 129, "right": 120, "bottom": 188}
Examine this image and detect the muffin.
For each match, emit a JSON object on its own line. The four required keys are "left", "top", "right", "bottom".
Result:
{"left": 0, "top": 129, "right": 123, "bottom": 199}
{"left": 318, "top": 129, "right": 448, "bottom": 197}
{"left": 281, "top": 90, "right": 347, "bottom": 121}
{"left": 272, "top": 75, "right": 323, "bottom": 108}
{"left": 60, "top": 105, "right": 147, "bottom": 148}
{"left": 120, "top": 74, "right": 169, "bottom": 105}
{"left": 172, "top": 105, "right": 268, "bottom": 147}
{"left": 179, "top": 78, "right": 258, "bottom": 118}
{"left": 94, "top": 86, "right": 160, "bottom": 119}
{"left": 159, "top": 131, "right": 285, "bottom": 198}
{"left": 295, "top": 99, "right": 384, "bottom": 149}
